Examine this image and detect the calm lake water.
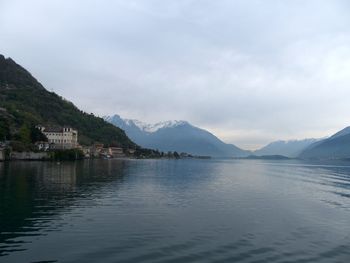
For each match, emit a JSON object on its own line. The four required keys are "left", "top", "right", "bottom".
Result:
{"left": 0, "top": 159, "right": 350, "bottom": 263}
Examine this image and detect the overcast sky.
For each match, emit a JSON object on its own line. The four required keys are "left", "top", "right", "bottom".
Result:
{"left": 1, "top": 0, "right": 350, "bottom": 149}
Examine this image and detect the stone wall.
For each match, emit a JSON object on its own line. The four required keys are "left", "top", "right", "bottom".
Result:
{"left": 10, "top": 152, "right": 49, "bottom": 160}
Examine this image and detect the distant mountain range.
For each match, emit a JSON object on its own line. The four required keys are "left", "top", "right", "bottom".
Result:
{"left": 107, "top": 114, "right": 350, "bottom": 160}
{"left": 299, "top": 127, "right": 350, "bottom": 159}
{"left": 254, "top": 138, "right": 320, "bottom": 158}
{"left": 104, "top": 115, "right": 250, "bottom": 157}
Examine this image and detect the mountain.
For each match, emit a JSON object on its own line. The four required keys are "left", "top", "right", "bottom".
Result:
{"left": 328, "top": 126, "right": 350, "bottom": 139}
{"left": 254, "top": 138, "right": 320, "bottom": 158}
{"left": 104, "top": 115, "right": 250, "bottom": 157}
{"left": 0, "top": 54, "right": 135, "bottom": 148}
{"left": 299, "top": 126, "right": 350, "bottom": 159}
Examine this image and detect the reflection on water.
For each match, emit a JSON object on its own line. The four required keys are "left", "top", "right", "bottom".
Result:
{"left": 1, "top": 159, "right": 350, "bottom": 262}
{"left": 0, "top": 160, "right": 129, "bottom": 256}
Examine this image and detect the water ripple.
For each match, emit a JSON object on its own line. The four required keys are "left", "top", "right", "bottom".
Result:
{"left": 1, "top": 159, "right": 350, "bottom": 262}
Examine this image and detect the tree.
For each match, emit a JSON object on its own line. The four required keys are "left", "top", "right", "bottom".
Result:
{"left": 18, "top": 124, "right": 31, "bottom": 144}
{"left": 30, "top": 126, "right": 47, "bottom": 143}
{"left": 0, "top": 117, "right": 10, "bottom": 140}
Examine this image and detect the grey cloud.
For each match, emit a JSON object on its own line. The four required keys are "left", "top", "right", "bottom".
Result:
{"left": 1, "top": 0, "right": 350, "bottom": 149}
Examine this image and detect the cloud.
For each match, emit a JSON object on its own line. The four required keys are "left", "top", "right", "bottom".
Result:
{"left": 1, "top": 0, "right": 350, "bottom": 149}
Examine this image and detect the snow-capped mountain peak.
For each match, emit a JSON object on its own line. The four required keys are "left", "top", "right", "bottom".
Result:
{"left": 104, "top": 115, "right": 189, "bottom": 133}
{"left": 104, "top": 114, "right": 248, "bottom": 157}
{"left": 126, "top": 119, "right": 188, "bottom": 133}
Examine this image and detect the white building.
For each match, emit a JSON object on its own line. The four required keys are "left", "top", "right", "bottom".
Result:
{"left": 35, "top": 141, "right": 50, "bottom": 151}
{"left": 37, "top": 125, "right": 78, "bottom": 149}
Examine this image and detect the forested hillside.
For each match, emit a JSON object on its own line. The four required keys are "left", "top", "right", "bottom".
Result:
{"left": 0, "top": 54, "right": 135, "bottom": 148}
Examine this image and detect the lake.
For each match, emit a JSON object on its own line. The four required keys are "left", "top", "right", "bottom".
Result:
{"left": 0, "top": 159, "right": 350, "bottom": 262}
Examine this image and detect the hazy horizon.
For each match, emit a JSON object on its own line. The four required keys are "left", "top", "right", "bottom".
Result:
{"left": 104, "top": 113, "right": 327, "bottom": 151}
{"left": 1, "top": 0, "right": 350, "bottom": 149}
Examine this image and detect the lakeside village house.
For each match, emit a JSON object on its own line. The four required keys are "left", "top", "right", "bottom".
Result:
{"left": 35, "top": 125, "right": 129, "bottom": 158}
{"left": 36, "top": 125, "right": 78, "bottom": 150}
